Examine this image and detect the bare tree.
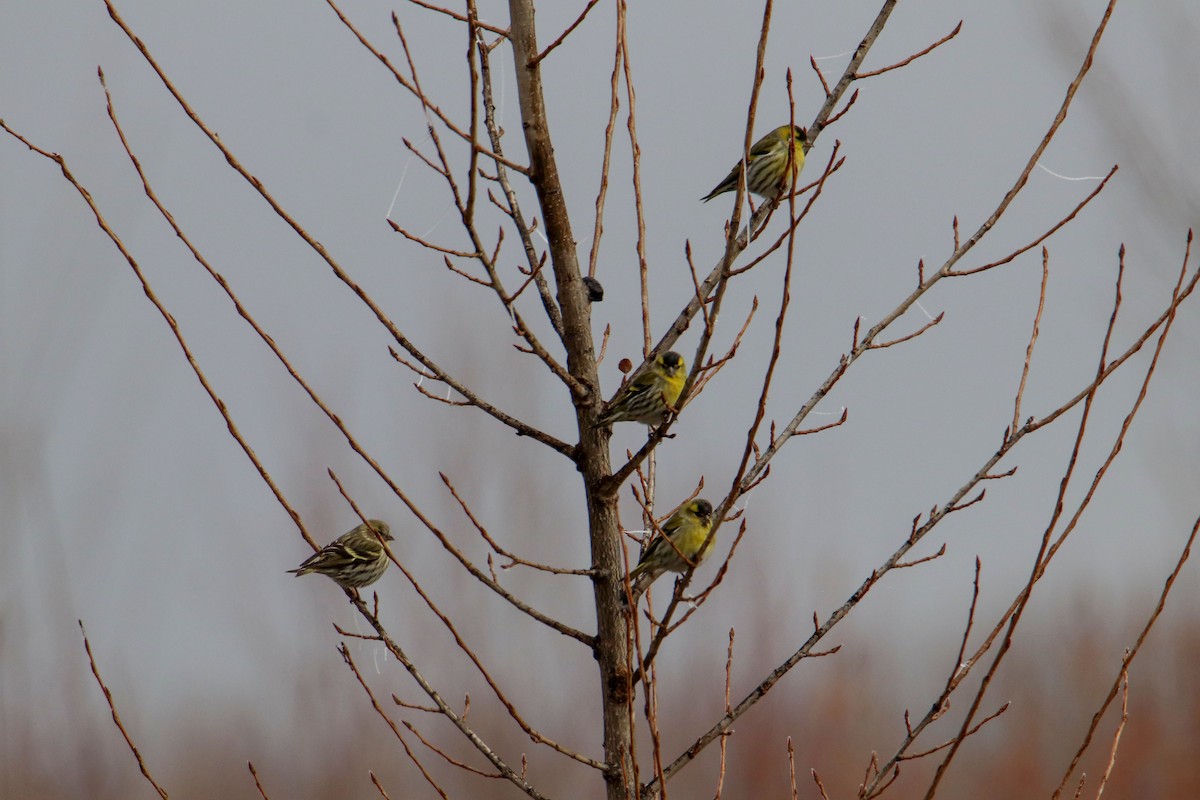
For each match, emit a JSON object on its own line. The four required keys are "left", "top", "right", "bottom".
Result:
{"left": 5, "top": 0, "right": 1198, "bottom": 798}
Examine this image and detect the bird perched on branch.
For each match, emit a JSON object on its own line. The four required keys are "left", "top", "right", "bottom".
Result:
{"left": 288, "top": 519, "right": 393, "bottom": 589}
{"left": 702, "top": 124, "right": 806, "bottom": 203}
{"left": 595, "top": 351, "right": 687, "bottom": 427}
{"left": 626, "top": 499, "right": 716, "bottom": 602}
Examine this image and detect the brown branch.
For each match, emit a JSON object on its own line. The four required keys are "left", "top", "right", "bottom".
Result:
{"left": 893, "top": 544, "right": 946, "bottom": 570}
{"left": 407, "top": 473, "right": 596, "bottom": 645}
{"left": 861, "top": 559, "right": 983, "bottom": 798}
{"left": 864, "top": 237, "right": 1195, "bottom": 800}
{"left": 340, "top": 644, "right": 455, "bottom": 800}
{"left": 714, "top": 629, "right": 736, "bottom": 800}
{"left": 387, "top": 218, "right": 481, "bottom": 258}
{"left": 948, "top": 166, "right": 1117, "bottom": 276}
{"left": 528, "top": 0, "right": 603, "bottom": 66}
{"left": 1012, "top": 249, "right": 1050, "bottom": 433}
{"left": 854, "top": 21, "right": 962, "bottom": 78}
{"left": 391, "top": 694, "right": 441, "bottom": 715}
{"left": 413, "top": 380, "right": 473, "bottom": 406}
{"left": 0, "top": 115, "right": 315, "bottom": 550}
{"left": 585, "top": 3, "right": 623, "bottom": 281}
{"left": 865, "top": 312, "right": 944, "bottom": 350}
{"left": 407, "top": 0, "right": 510, "bottom": 37}
{"left": 1027, "top": 238, "right": 1197, "bottom": 435}
{"left": 824, "top": 89, "right": 860, "bottom": 127}
{"left": 898, "top": 702, "right": 1010, "bottom": 762}
{"left": 1051, "top": 513, "right": 1199, "bottom": 799}
{"left": 621, "top": 5, "right": 653, "bottom": 354}
{"left": 474, "top": 20, "right": 565, "bottom": 338}
{"left": 810, "top": 767, "right": 831, "bottom": 800}
{"left": 401, "top": 718, "right": 503, "bottom": 778}
{"left": 247, "top": 762, "right": 272, "bottom": 800}
{"left": 441, "top": 254, "right": 494, "bottom": 287}
{"left": 79, "top": 622, "right": 170, "bottom": 799}
{"left": 385, "top": 345, "right": 574, "bottom": 453}
{"left": 441, "top": 472, "right": 594, "bottom": 575}
{"left": 809, "top": 55, "right": 831, "bottom": 97}
{"left": 807, "top": 0, "right": 900, "bottom": 143}
{"left": 370, "top": 772, "right": 396, "bottom": 800}
{"left": 925, "top": 208, "right": 1176, "bottom": 800}
{"left": 338, "top": 595, "right": 552, "bottom": 800}
{"left": 402, "top": 135, "right": 450, "bottom": 176}
{"left": 792, "top": 409, "right": 849, "bottom": 437}
{"left": 333, "top": 625, "right": 383, "bottom": 642}
{"left": 1095, "top": 669, "right": 1129, "bottom": 798}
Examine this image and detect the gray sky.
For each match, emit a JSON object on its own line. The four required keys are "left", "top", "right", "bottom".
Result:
{"left": 3, "top": 1, "right": 1199, "bottom": 797}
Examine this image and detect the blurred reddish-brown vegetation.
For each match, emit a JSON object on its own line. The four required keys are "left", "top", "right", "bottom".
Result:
{"left": 5, "top": 605, "right": 1197, "bottom": 799}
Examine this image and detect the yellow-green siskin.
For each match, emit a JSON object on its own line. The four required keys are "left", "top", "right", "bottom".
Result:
{"left": 702, "top": 124, "right": 806, "bottom": 203}
{"left": 627, "top": 499, "right": 716, "bottom": 600}
{"left": 288, "top": 519, "right": 394, "bottom": 589}
{"left": 596, "top": 351, "right": 687, "bottom": 427}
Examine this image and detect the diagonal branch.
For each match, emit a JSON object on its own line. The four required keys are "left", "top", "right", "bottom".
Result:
{"left": 528, "top": 0, "right": 603, "bottom": 66}
{"left": 345, "top": 594, "right": 553, "bottom": 800}
{"left": 80, "top": 622, "right": 170, "bottom": 799}
{"left": 0, "top": 116, "right": 315, "bottom": 549}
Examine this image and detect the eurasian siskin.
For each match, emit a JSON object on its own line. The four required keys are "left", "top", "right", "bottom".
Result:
{"left": 627, "top": 498, "right": 716, "bottom": 600}
{"left": 702, "top": 124, "right": 806, "bottom": 203}
{"left": 596, "top": 351, "right": 686, "bottom": 427}
{"left": 288, "top": 519, "right": 394, "bottom": 589}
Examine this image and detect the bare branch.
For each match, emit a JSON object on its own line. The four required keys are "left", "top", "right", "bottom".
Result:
{"left": 1012, "top": 249, "right": 1050, "bottom": 432}
{"left": 948, "top": 166, "right": 1117, "bottom": 276}
{"left": 854, "top": 21, "right": 963, "bottom": 78}
{"left": 894, "top": 544, "right": 947, "bottom": 570}
{"left": 865, "top": 312, "right": 944, "bottom": 350}
{"left": 475, "top": 20, "right": 566, "bottom": 338}
{"left": 528, "top": 0, "right": 603, "bottom": 66}
{"left": 442, "top": 472, "right": 595, "bottom": 575}
{"left": 247, "top": 762, "right": 272, "bottom": 800}
{"left": 340, "top": 644, "right": 456, "bottom": 800}
{"left": 388, "top": 218, "right": 482, "bottom": 258}
{"left": 0, "top": 115, "right": 316, "bottom": 549}
{"left": 407, "top": 0, "right": 510, "bottom": 37}
{"left": 80, "top": 622, "right": 170, "bottom": 799}
{"left": 1052, "top": 511, "right": 1199, "bottom": 799}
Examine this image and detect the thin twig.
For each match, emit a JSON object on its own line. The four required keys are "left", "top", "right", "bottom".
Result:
{"left": 1012, "top": 249, "right": 1050, "bottom": 433}
{"left": 80, "top": 622, "right": 170, "bottom": 799}
{"left": 0, "top": 115, "right": 315, "bottom": 549}
{"left": 1051, "top": 513, "right": 1199, "bottom": 798}
{"left": 854, "top": 21, "right": 962, "bottom": 78}
{"left": 340, "top": 645, "right": 455, "bottom": 800}
{"left": 407, "top": 0, "right": 509, "bottom": 37}
{"left": 247, "top": 762, "right": 272, "bottom": 800}
{"left": 528, "top": 0, "right": 603, "bottom": 66}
